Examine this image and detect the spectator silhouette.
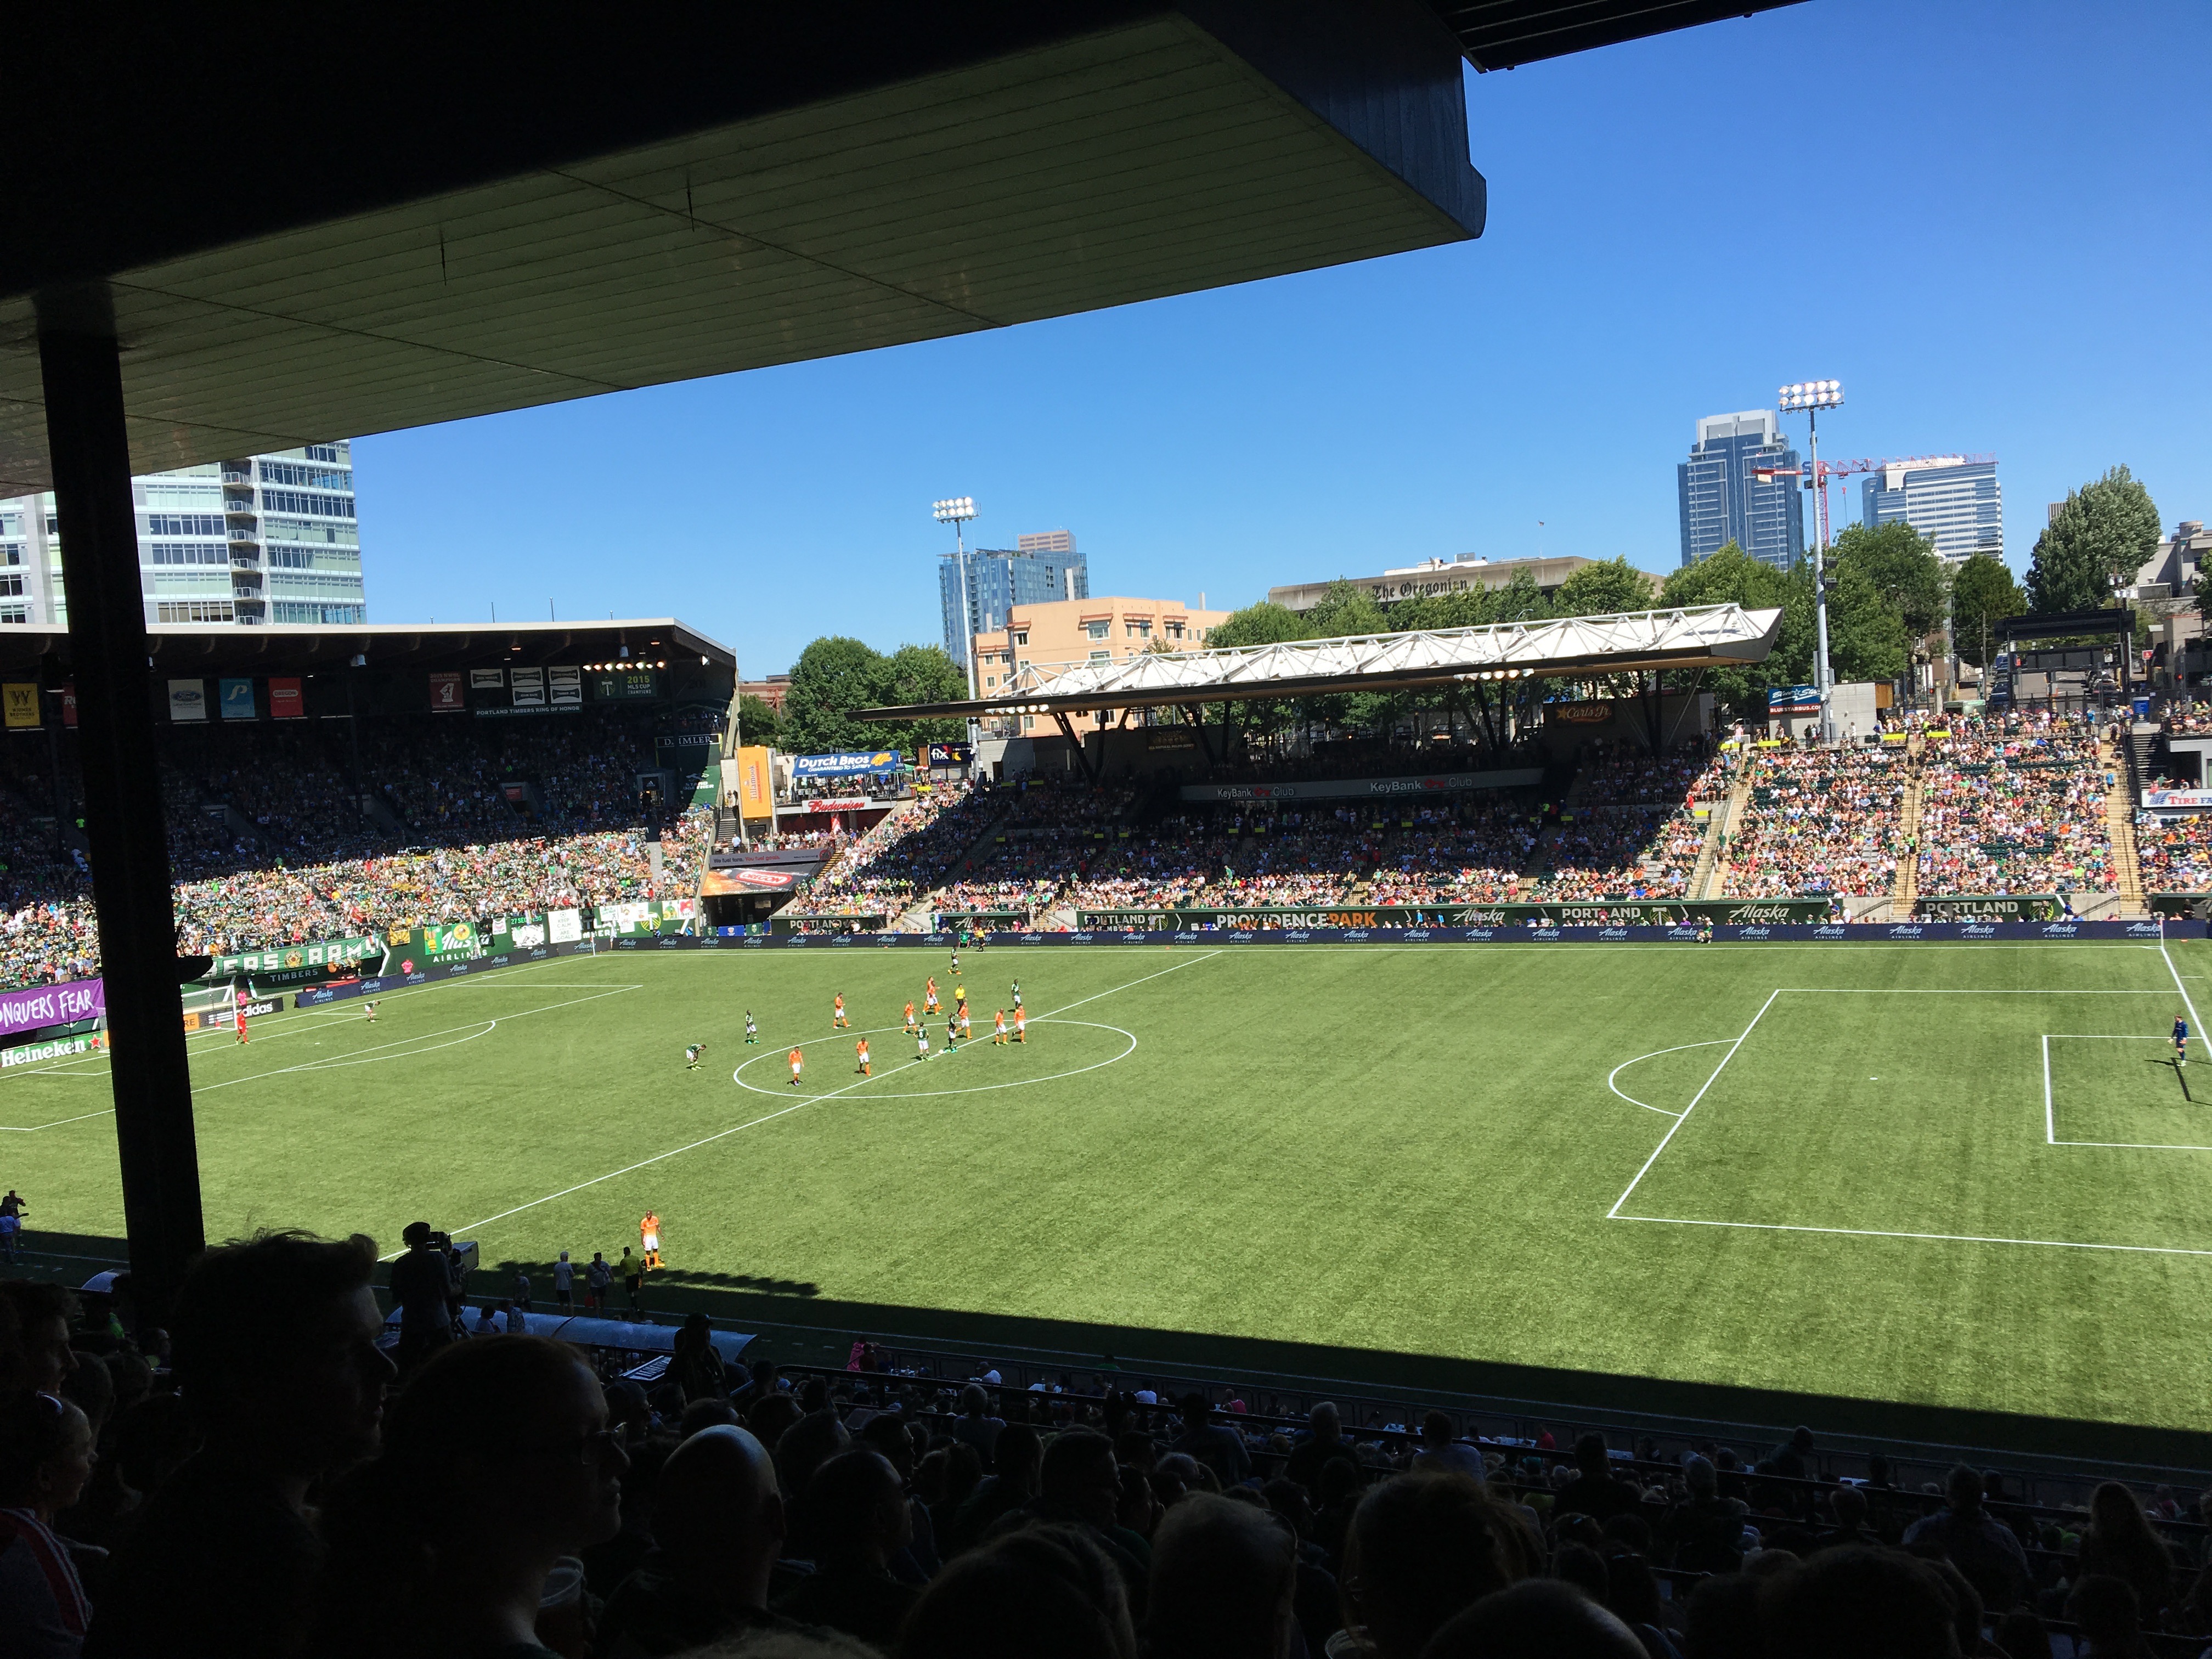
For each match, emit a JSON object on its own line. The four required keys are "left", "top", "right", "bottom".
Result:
{"left": 1341, "top": 1474, "right": 1533, "bottom": 1659}
{"left": 1143, "top": 1492, "right": 1297, "bottom": 1659}
{"left": 902, "top": 1524, "right": 1137, "bottom": 1659}
{"left": 1758, "top": 1545, "right": 1961, "bottom": 1658}
{"left": 2066, "top": 1573, "right": 2147, "bottom": 1658}
{"left": 309, "top": 1333, "right": 628, "bottom": 1658}
{"left": 1900, "top": 1464, "right": 2030, "bottom": 1612}
{"left": 1552, "top": 1435, "right": 1638, "bottom": 1526}
{"left": 1412, "top": 1412, "right": 1487, "bottom": 1483}
{"left": 0, "top": 1282, "right": 81, "bottom": 1397}
{"left": 594, "top": 1424, "right": 807, "bottom": 1655}
{"left": 387, "top": 1222, "right": 455, "bottom": 1375}
{"left": 1023, "top": 1427, "right": 1153, "bottom": 1609}
{"left": 946, "top": 1422, "right": 1040, "bottom": 1555}
{"left": 1285, "top": 1401, "right": 1361, "bottom": 1499}
{"left": 0, "top": 1390, "right": 98, "bottom": 1658}
{"left": 1666, "top": 1456, "right": 1746, "bottom": 1573}
{"left": 1169, "top": 1392, "right": 1251, "bottom": 1489}
{"left": 1419, "top": 1579, "right": 1648, "bottom": 1658}
{"left": 2075, "top": 1482, "right": 2174, "bottom": 1626}
{"left": 87, "top": 1230, "right": 392, "bottom": 1659}
{"left": 951, "top": 1384, "right": 1006, "bottom": 1469}
{"left": 770, "top": 1449, "right": 919, "bottom": 1647}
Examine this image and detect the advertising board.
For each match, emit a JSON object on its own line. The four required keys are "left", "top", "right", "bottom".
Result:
{"left": 792, "top": 751, "right": 901, "bottom": 779}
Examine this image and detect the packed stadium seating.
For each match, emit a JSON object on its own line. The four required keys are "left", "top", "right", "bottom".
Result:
{"left": 2, "top": 1256, "right": 2204, "bottom": 1659}
{"left": 2137, "top": 812, "right": 2212, "bottom": 891}
{"left": 783, "top": 782, "right": 1002, "bottom": 921}
{"left": 1915, "top": 715, "right": 2116, "bottom": 896}
{"left": 0, "top": 708, "right": 712, "bottom": 986}
{"left": 1722, "top": 745, "right": 1907, "bottom": 899}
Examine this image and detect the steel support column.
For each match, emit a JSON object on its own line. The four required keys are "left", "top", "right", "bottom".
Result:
{"left": 1053, "top": 712, "right": 1098, "bottom": 783}
{"left": 37, "top": 290, "right": 204, "bottom": 1319}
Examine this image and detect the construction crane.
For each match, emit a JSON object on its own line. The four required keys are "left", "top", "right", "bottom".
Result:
{"left": 1752, "top": 453, "right": 1998, "bottom": 552}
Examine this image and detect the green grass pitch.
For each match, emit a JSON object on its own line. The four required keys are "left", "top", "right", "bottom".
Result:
{"left": 6, "top": 938, "right": 2211, "bottom": 1435}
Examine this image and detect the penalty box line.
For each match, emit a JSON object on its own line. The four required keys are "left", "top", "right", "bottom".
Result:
{"left": 2041, "top": 1032, "right": 2212, "bottom": 1152}
{"left": 423, "top": 951, "right": 1224, "bottom": 1260}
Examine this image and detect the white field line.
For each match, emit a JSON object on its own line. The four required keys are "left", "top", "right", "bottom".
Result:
{"left": 0, "top": 986, "right": 640, "bottom": 1132}
{"left": 1607, "top": 990, "right": 1780, "bottom": 1219}
{"left": 2042, "top": 1031, "right": 2208, "bottom": 1150}
{"left": 422, "top": 951, "right": 1224, "bottom": 1257}
{"left": 2163, "top": 933, "right": 2204, "bottom": 1039}
{"left": 1610, "top": 1212, "right": 2212, "bottom": 1261}
{"left": 1605, "top": 1041, "right": 1733, "bottom": 1119}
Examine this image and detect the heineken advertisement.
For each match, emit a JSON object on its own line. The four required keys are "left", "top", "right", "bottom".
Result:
{"left": 1, "top": 1032, "right": 95, "bottom": 1068}
{"left": 1076, "top": 899, "right": 1839, "bottom": 930}
{"left": 208, "top": 936, "right": 384, "bottom": 984}
{"left": 1910, "top": 895, "right": 2063, "bottom": 921}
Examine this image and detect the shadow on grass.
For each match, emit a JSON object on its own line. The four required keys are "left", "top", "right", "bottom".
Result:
{"left": 16, "top": 1228, "right": 2209, "bottom": 1472}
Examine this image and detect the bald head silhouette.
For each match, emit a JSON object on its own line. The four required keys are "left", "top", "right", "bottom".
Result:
{"left": 656, "top": 1425, "right": 786, "bottom": 1613}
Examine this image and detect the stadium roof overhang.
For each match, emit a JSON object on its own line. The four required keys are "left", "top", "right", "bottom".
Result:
{"left": 1, "top": 3, "right": 1496, "bottom": 498}
{"left": 0, "top": 617, "right": 734, "bottom": 678}
{"left": 853, "top": 603, "right": 1783, "bottom": 721}
{"left": 1437, "top": 1, "right": 1804, "bottom": 70}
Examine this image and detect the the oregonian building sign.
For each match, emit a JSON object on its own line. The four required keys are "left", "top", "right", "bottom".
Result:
{"left": 1267, "top": 554, "right": 1617, "bottom": 612}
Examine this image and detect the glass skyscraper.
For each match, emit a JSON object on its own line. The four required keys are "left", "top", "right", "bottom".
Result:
{"left": 1677, "top": 410, "right": 1804, "bottom": 569}
{"left": 1860, "top": 457, "right": 2001, "bottom": 566}
{"left": 0, "top": 442, "right": 367, "bottom": 628}
{"left": 939, "top": 531, "right": 1088, "bottom": 671}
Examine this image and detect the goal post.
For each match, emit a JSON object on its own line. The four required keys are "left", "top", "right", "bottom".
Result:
{"left": 182, "top": 981, "right": 240, "bottom": 1034}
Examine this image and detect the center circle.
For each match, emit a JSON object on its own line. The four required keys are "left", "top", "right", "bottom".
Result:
{"left": 731, "top": 1019, "right": 1136, "bottom": 1100}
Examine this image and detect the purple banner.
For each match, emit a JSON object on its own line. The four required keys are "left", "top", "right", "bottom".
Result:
{"left": 0, "top": 977, "right": 104, "bottom": 1039}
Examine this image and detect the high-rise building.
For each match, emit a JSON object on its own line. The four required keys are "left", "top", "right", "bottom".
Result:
{"left": 1861, "top": 457, "right": 2001, "bottom": 566}
{"left": 1677, "top": 410, "right": 1804, "bottom": 570}
{"left": 939, "top": 532, "right": 1087, "bottom": 672}
{"left": 0, "top": 442, "right": 367, "bottom": 629}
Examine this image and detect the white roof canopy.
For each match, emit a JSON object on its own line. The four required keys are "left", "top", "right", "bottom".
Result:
{"left": 859, "top": 603, "right": 1784, "bottom": 720}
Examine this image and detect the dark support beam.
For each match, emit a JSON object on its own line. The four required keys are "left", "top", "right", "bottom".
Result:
{"left": 37, "top": 288, "right": 204, "bottom": 1320}
{"left": 1183, "top": 703, "right": 1217, "bottom": 768}
{"left": 1053, "top": 712, "right": 1098, "bottom": 785}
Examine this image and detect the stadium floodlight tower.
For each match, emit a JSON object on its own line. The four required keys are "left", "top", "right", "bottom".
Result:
{"left": 933, "top": 496, "right": 981, "bottom": 748}
{"left": 1779, "top": 380, "right": 1843, "bottom": 742}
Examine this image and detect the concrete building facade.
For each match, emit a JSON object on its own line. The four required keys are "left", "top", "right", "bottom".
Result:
{"left": 1677, "top": 410, "right": 1804, "bottom": 570}
{"left": 1860, "top": 456, "right": 2002, "bottom": 566}
{"left": 970, "top": 593, "right": 1228, "bottom": 736}
{"left": 0, "top": 442, "right": 367, "bottom": 628}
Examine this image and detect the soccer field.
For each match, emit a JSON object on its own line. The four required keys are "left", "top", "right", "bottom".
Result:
{"left": 7, "top": 938, "right": 2212, "bottom": 1441}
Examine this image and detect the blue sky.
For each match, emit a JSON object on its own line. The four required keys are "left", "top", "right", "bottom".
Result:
{"left": 353, "top": 0, "right": 2210, "bottom": 674}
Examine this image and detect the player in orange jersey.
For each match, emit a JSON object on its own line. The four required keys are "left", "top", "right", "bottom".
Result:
{"left": 924, "top": 976, "right": 940, "bottom": 1014}
{"left": 903, "top": 1000, "right": 917, "bottom": 1034}
{"left": 234, "top": 988, "right": 251, "bottom": 1045}
{"left": 832, "top": 992, "right": 849, "bottom": 1029}
{"left": 855, "top": 1037, "right": 871, "bottom": 1076}
{"left": 992, "top": 1009, "right": 1008, "bottom": 1045}
{"left": 788, "top": 1046, "right": 804, "bottom": 1087}
{"left": 1013, "top": 1007, "right": 1027, "bottom": 1043}
{"left": 640, "top": 1211, "right": 662, "bottom": 1271}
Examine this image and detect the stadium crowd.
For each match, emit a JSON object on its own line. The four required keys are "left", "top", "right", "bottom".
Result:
{"left": 783, "top": 785, "right": 999, "bottom": 922}
{"left": 1722, "top": 747, "right": 1906, "bottom": 900}
{"left": 1915, "top": 715, "right": 2116, "bottom": 898}
{"left": 0, "top": 710, "right": 715, "bottom": 987}
{"left": 1, "top": 1243, "right": 2202, "bottom": 1659}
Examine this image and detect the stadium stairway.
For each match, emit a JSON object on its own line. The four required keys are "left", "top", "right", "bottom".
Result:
{"left": 898, "top": 793, "right": 1017, "bottom": 930}
{"left": 1889, "top": 766, "right": 1924, "bottom": 919}
{"left": 1698, "top": 773, "right": 1754, "bottom": 898}
{"left": 2103, "top": 735, "right": 2149, "bottom": 917}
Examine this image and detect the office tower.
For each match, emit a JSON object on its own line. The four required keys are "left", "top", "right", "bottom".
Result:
{"left": 1861, "top": 457, "right": 2001, "bottom": 566}
{"left": 939, "top": 531, "right": 1088, "bottom": 670}
{"left": 1677, "top": 410, "right": 1805, "bottom": 569}
{"left": 0, "top": 442, "right": 367, "bottom": 628}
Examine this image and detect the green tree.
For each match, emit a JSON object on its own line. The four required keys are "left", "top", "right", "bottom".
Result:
{"left": 1824, "top": 560, "right": 1909, "bottom": 685}
{"left": 872, "top": 644, "right": 970, "bottom": 757}
{"left": 1949, "top": 552, "right": 2025, "bottom": 668}
{"left": 1829, "top": 521, "right": 1945, "bottom": 639}
{"left": 732, "top": 693, "right": 784, "bottom": 751}
{"left": 2027, "top": 465, "right": 2162, "bottom": 614}
{"left": 1550, "top": 556, "right": 1657, "bottom": 619}
{"left": 779, "top": 636, "right": 887, "bottom": 754}
{"left": 1300, "top": 580, "right": 1391, "bottom": 640}
{"left": 1205, "top": 601, "right": 1310, "bottom": 650}
{"left": 1659, "top": 541, "right": 1812, "bottom": 713}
